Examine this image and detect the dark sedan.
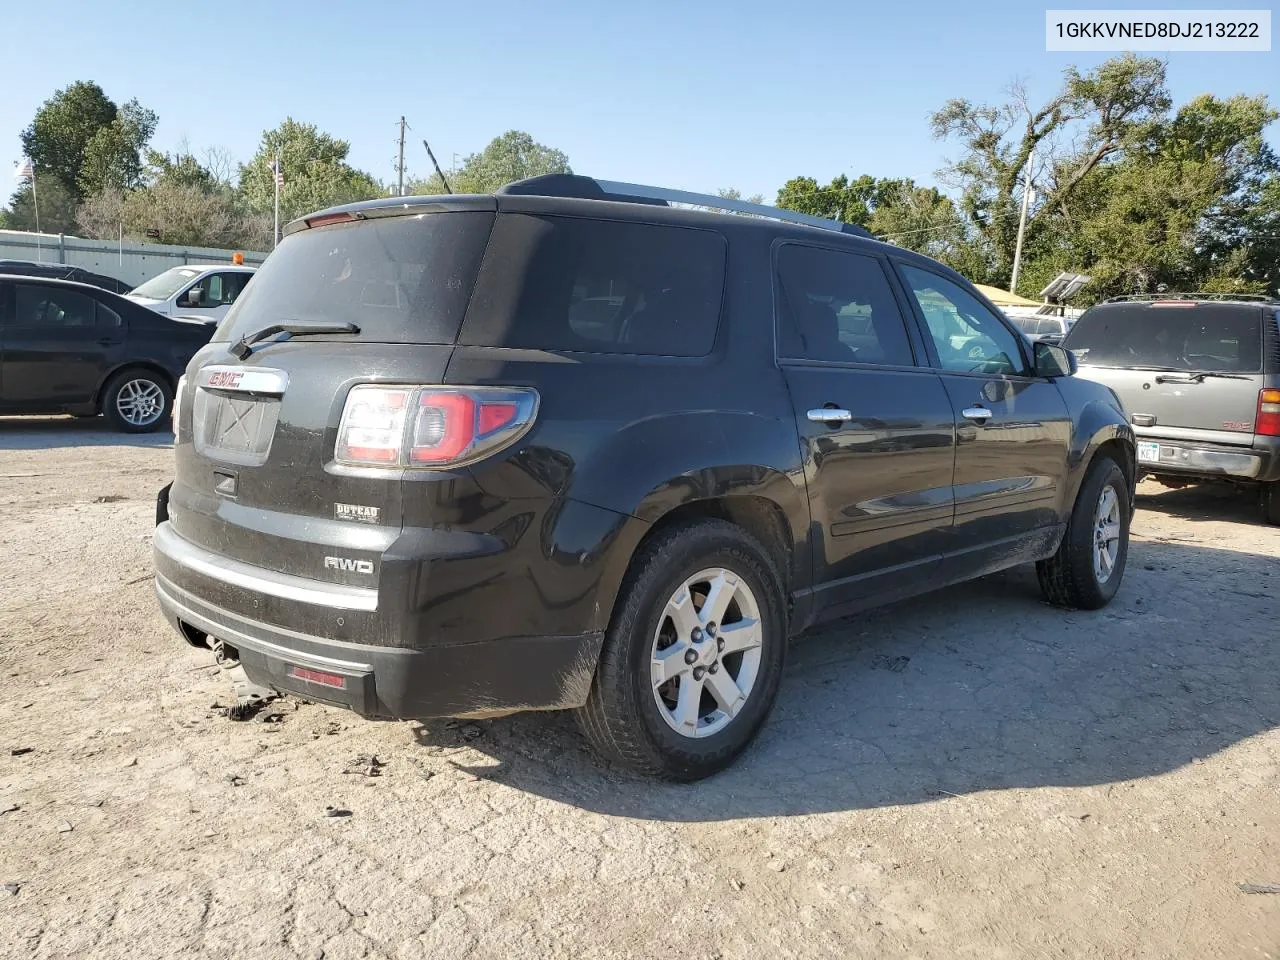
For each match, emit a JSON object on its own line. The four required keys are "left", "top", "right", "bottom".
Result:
{"left": 0, "top": 259, "right": 132, "bottom": 294}
{"left": 0, "top": 275, "right": 214, "bottom": 432}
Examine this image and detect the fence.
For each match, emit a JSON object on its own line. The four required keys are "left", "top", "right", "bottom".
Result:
{"left": 0, "top": 229, "right": 269, "bottom": 289}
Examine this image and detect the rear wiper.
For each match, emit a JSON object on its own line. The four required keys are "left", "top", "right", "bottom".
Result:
{"left": 1154, "top": 371, "right": 1252, "bottom": 383}
{"left": 229, "top": 321, "right": 359, "bottom": 360}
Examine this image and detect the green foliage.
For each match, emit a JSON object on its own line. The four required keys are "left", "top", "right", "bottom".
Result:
{"left": 78, "top": 100, "right": 157, "bottom": 195}
{"left": 5, "top": 178, "right": 79, "bottom": 234}
{"left": 450, "top": 130, "right": 571, "bottom": 194}
{"left": 237, "top": 118, "right": 383, "bottom": 226}
{"left": 20, "top": 82, "right": 155, "bottom": 199}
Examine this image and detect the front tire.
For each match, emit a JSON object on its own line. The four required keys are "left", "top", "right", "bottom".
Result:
{"left": 1037, "top": 455, "right": 1130, "bottom": 609}
{"left": 102, "top": 369, "right": 171, "bottom": 433}
{"left": 576, "top": 519, "right": 787, "bottom": 781}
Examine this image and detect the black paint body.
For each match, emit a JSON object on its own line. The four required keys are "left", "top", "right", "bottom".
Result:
{"left": 152, "top": 191, "right": 1135, "bottom": 720}
{"left": 0, "top": 275, "right": 210, "bottom": 415}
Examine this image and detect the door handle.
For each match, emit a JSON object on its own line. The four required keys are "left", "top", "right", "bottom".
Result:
{"left": 97, "top": 338, "right": 122, "bottom": 347}
{"left": 961, "top": 406, "right": 993, "bottom": 423}
{"left": 807, "top": 408, "right": 853, "bottom": 424}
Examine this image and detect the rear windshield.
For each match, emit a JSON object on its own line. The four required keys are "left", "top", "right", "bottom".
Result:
{"left": 460, "top": 214, "right": 726, "bottom": 356}
{"left": 1063, "top": 303, "right": 1263, "bottom": 372}
{"left": 1009, "top": 315, "right": 1065, "bottom": 337}
{"left": 211, "top": 211, "right": 494, "bottom": 344}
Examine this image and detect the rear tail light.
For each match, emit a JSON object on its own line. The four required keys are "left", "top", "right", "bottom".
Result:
{"left": 1258, "top": 388, "right": 1280, "bottom": 437}
{"left": 173, "top": 374, "right": 187, "bottom": 441}
{"left": 336, "top": 384, "right": 538, "bottom": 468}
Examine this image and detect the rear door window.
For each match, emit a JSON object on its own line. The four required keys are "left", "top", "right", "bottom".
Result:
{"left": 1063, "top": 304, "right": 1263, "bottom": 372}
{"left": 775, "top": 244, "right": 916, "bottom": 366}
{"left": 461, "top": 215, "right": 726, "bottom": 356}
{"left": 211, "top": 211, "right": 495, "bottom": 345}
{"left": 13, "top": 284, "right": 97, "bottom": 328}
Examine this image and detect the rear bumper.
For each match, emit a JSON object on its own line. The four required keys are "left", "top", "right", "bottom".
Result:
{"left": 1135, "top": 435, "right": 1280, "bottom": 483}
{"left": 153, "top": 520, "right": 603, "bottom": 719}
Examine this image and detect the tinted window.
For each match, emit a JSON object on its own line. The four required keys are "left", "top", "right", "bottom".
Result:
{"left": 13, "top": 285, "right": 97, "bottom": 328}
{"left": 461, "top": 215, "right": 725, "bottom": 356}
{"left": 97, "top": 302, "right": 123, "bottom": 328}
{"left": 899, "top": 265, "right": 1025, "bottom": 375}
{"left": 775, "top": 245, "right": 915, "bottom": 365}
{"left": 212, "top": 211, "right": 495, "bottom": 345}
{"left": 1062, "top": 304, "right": 1263, "bottom": 373}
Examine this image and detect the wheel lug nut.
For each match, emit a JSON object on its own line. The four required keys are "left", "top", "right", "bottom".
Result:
{"left": 693, "top": 666, "right": 706, "bottom": 681}
{"left": 717, "top": 638, "right": 725, "bottom": 651}
{"left": 709, "top": 662, "right": 719, "bottom": 673}
{"left": 691, "top": 627, "right": 703, "bottom": 642}
{"left": 684, "top": 649, "right": 698, "bottom": 665}
{"left": 707, "top": 622, "right": 717, "bottom": 636}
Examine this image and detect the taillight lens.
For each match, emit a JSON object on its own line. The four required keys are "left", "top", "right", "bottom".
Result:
{"left": 1258, "top": 388, "right": 1280, "bottom": 437}
{"left": 335, "top": 385, "right": 538, "bottom": 468}
{"left": 173, "top": 374, "right": 187, "bottom": 441}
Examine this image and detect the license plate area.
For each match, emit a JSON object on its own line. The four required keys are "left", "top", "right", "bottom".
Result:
{"left": 1137, "top": 441, "right": 1161, "bottom": 464}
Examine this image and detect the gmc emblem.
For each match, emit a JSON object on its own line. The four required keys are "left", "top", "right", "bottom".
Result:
{"left": 324, "top": 556, "right": 374, "bottom": 575}
{"left": 208, "top": 371, "right": 244, "bottom": 388}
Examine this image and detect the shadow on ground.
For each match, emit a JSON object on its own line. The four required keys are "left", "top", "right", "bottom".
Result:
{"left": 411, "top": 537, "right": 1279, "bottom": 821}
{"left": 1135, "top": 479, "right": 1267, "bottom": 526}
{"left": 0, "top": 415, "right": 173, "bottom": 450}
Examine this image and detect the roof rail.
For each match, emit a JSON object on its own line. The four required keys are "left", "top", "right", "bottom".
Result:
{"left": 497, "top": 174, "right": 873, "bottom": 238}
{"left": 1103, "top": 292, "right": 1276, "bottom": 304}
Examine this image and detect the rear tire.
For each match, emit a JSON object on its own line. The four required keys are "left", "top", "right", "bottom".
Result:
{"left": 1037, "top": 455, "right": 1130, "bottom": 610}
{"left": 102, "top": 369, "right": 171, "bottom": 433}
{"left": 575, "top": 519, "right": 787, "bottom": 781}
{"left": 1263, "top": 482, "right": 1280, "bottom": 526}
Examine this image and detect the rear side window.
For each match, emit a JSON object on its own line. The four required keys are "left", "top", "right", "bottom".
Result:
{"left": 775, "top": 244, "right": 915, "bottom": 366}
{"left": 1064, "top": 304, "right": 1263, "bottom": 372}
{"left": 13, "top": 284, "right": 97, "bottom": 328}
{"left": 461, "top": 215, "right": 726, "bottom": 356}
{"left": 212, "top": 211, "right": 495, "bottom": 345}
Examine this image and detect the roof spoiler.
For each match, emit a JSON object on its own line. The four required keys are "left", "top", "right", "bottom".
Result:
{"left": 498, "top": 175, "right": 873, "bottom": 238}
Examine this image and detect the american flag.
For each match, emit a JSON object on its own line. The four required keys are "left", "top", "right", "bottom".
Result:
{"left": 13, "top": 158, "right": 33, "bottom": 181}
{"left": 269, "top": 158, "right": 284, "bottom": 187}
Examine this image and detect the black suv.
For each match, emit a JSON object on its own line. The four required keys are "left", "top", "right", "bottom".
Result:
{"left": 152, "top": 175, "right": 1136, "bottom": 780}
{"left": 0, "top": 275, "right": 212, "bottom": 431}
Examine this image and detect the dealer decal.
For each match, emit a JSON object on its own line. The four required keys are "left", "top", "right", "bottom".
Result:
{"left": 335, "top": 502, "right": 380, "bottom": 524}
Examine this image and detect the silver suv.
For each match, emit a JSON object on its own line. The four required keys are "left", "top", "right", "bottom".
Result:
{"left": 1062, "top": 294, "right": 1280, "bottom": 523}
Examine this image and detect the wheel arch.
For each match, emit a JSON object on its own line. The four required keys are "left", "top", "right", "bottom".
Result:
{"left": 95, "top": 361, "right": 176, "bottom": 412}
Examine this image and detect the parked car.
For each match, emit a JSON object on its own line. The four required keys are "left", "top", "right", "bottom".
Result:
{"left": 1007, "top": 313, "right": 1069, "bottom": 343}
{"left": 1063, "top": 293, "right": 1280, "bottom": 523}
{"left": 0, "top": 275, "right": 213, "bottom": 431}
{"left": 151, "top": 174, "right": 1136, "bottom": 780}
{"left": 125, "top": 264, "right": 256, "bottom": 324}
{"left": 0, "top": 259, "right": 132, "bottom": 294}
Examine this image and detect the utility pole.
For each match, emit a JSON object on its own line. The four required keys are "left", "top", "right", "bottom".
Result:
{"left": 396, "top": 116, "right": 407, "bottom": 197}
{"left": 1009, "top": 147, "right": 1034, "bottom": 295}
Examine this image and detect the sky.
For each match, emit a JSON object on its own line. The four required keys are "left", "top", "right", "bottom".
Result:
{"left": 1, "top": 0, "right": 1276, "bottom": 203}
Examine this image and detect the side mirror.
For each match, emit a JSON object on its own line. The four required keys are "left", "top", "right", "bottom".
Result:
{"left": 1034, "top": 340, "right": 1076, "bottom": 378}
{"left": 182, "top": 287, "right": 204, "bottom": 307}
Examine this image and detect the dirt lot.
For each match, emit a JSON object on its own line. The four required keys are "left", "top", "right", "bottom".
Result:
{"left": 0, "top": 416, "right": 1277, "bottom": 960}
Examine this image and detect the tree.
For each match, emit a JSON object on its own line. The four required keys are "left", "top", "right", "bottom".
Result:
{"left": 930, "top": 54, "right": 1171, "bottom": 287}
{"left": 20, "top": 82, "right": 155, "bottom": 199}
{"left": 238, "top": 119, "right": 382, "bottom": 226}
{"left": 78, "top": 100, "right": 158, "bottom": 195}
{"left": 775, "top": 174, "right": 895, "bottom": 228}
{"left": 5, "top": 178, "right": 79, "bottom": 234}
{"left": 450, "top": 130, "right": 571, "bottom": 194}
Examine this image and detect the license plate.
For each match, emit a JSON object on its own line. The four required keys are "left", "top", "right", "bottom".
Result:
{"left": 1137, "top": 441, "right": 1161, "bottom": 464}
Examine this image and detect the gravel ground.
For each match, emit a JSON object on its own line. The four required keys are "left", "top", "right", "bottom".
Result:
{"left": 1, "top": 416, "right": 1277, "bottom": 960}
